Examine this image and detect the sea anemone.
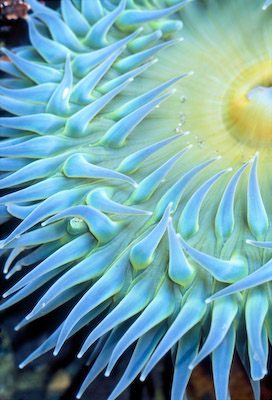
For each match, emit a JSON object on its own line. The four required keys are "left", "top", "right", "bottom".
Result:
{"left": 0, "top": 0, "right": 272, "bottom": 399}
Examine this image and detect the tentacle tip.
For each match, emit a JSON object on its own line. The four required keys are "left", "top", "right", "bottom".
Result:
{"left": 76, "top": 391, "right": 83, "bottom": 400}
{"left": 104, "top": 369, "right": 111, "bottom": 377}
{"left": 137, "top": 26, "right": 144, "bottom": 33}
{"left": 155, "top": 30, "right": 163, "bottom": 38}
{"left": 246, "top": 239, "right": 253, "bottom": 244}
{"left": 18, "top": 363, "right": 25, "bottom": 370}
{"left": 188, "top": 70, "right": 194, "bottom": 76}
{"left": 205, "top": 297, "right": 212, "bottom": 304}
{"left": 216, "top": 155, "right": 222, "bottom": 160}
{"left": 14, "top": 324, "right": 21, "bottom": 332}
{"left": 166, "top": 202, "right": 174, "bottom": 215}
{"left": 77, "top": 352, "right": 83, "bottom": 359}
{"left": 252, "top": 370, "right": 267, "bottom": 381}
{"left": 0, "top": 46, "right": 7, "bottom": 54}
{"left": 53, "top": 348, "right": 59, "bottom": 357}
{"left": 5, "top": 263, "right": 22, "bottom": 279}
{"left": 139, "top": 374, "right": 145, "bottom": 382}
{"left": 183, "top": 130, "right": 190, "bottom": 136}
{"left": 226, "top": 167, "right": 233, "bottom": 172}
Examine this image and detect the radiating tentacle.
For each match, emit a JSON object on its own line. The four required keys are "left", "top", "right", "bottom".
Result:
{"left": 53, "top": 251, "right": 130, "bottom": 355}
{"left": 247, "top": 153, "right": 268, "bottom": 240}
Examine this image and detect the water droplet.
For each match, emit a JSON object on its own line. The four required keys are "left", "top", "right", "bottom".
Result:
{"left": 179, "top": 112, "right": 185, "bottom": 120}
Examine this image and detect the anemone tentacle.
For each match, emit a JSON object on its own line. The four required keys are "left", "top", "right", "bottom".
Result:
{"left": 0, "top": 1, "right": 272, "bottom": 399}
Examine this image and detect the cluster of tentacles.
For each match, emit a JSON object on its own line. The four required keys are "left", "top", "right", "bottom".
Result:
{"left": 0, "top": 0, "right": 272, "bottom": 399}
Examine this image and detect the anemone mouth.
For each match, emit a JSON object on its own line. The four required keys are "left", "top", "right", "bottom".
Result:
{"left": 223, "top": 61, "right": 272, "bottom": 148}
{"left": 0, "top": 0, "right": 272, "bottom": 399}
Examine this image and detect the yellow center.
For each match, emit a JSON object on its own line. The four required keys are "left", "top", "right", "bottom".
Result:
{"left": 222, "top": 61, "right": 272, "bottom": 147}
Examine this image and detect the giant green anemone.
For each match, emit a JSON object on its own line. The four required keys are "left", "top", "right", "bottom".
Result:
{"left": 0, "top": 0, "right": 272, "bottom": 398}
